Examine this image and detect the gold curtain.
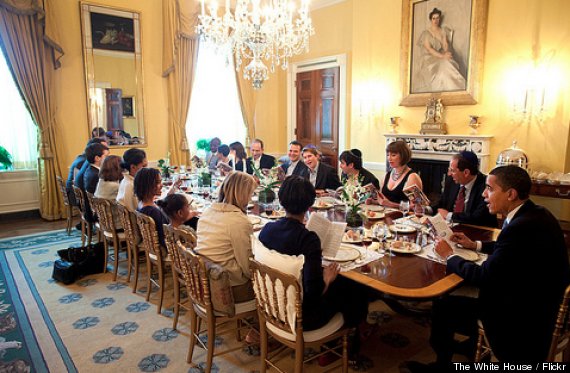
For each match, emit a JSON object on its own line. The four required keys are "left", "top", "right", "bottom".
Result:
{"left": 162, "top": 0, "right": 199, "bottom": 167}
{"left": 234, "top": 61, "right": 257, "bottom": 146}
{"left": 0, "top": 0, "right": 65, "bottom": 220}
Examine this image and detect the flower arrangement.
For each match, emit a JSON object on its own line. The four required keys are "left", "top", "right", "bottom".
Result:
{"left": 157, "top": 157, "right": 177, "bottom": 179}
{"left": 196, "top": 138, "right": 210, "bottom": 152}
{"left": 251, "top": 162, "right": 282, "bottom": 203}
{"left": 339, "top": 175, "right": 369, "bottom": 227}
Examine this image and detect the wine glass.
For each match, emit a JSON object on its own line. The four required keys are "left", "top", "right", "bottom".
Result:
{"left": 413, "top": 204, "right": 425, "bottom": 219}
{"left": 373, "top": 223, "right": 387, "bottom": 255}
{"left": 399, "top": 200, "right": 410, "bottom": 217}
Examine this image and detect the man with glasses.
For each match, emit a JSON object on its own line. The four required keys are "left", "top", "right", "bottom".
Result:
{"left": 429, "top": 151, "right": 497, "bottom": 228}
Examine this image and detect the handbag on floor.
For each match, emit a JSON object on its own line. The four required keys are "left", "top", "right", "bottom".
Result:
{"left": 57, "top": 245, "right": 89, "bottom": 263}
{"left": 76, "top": 242, "right": 106, "bottom": 276}
{"left": 52, "top": 259, "right": 78, "bottom": 285}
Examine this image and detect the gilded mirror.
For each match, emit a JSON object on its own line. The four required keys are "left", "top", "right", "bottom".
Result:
{"left": 80, "top": 2, "right": 146, "bottom": 147}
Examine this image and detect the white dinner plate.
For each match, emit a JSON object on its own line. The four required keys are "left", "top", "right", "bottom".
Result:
{"left": 362, "top": 205, "right": 384, "bottom": 212}
{"left": 341, "top": 231, "right": 362, "bottom": 244}
{"left": 248, "top": 216, "right": 262, "bottom": 225}
{"left": 261, "top": 211, "right": 285, "bottom": 219}
{"left": 312, "top": 201, "right": 333, "bottom": 209}
{"left": 389, "top": 224, "right": 417, "bottom": 233}
{"left": 389, "top": 241, "right": 421, "bottom": 254}
{"left": 323, "top": 246, "right": 360, "bottom": 262}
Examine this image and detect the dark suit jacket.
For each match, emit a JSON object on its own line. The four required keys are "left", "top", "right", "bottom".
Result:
{"left": 84, "top": 165, "right": 100, "bottom": 195}
{"left": 246, "top": 154, "right": 276, "bottom": 174}
{"left": 299, "top": 162, "right": 341, "bottom": 190}
{"left": 447, "top": 200, "right": 570, "bottom": 362}
{"left": 280, "top": 160, "right": 308, "bottom": 177}
{"left": 341, "top": 167, "right": 380, "bottom": 190}
{"left": 74, "top": 160, "right": 90, "bottom": 191}
{"left": 434, "top": 172, "right": 497, "bottom": 228}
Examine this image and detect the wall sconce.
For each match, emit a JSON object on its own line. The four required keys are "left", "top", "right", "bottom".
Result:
{"left": 506, "top": 51, "right": 559, "bottom": 125}
{"left": 389, "top": 116, "right": 400, "bottom": 134}
{"left": 468, "top": 115, "right": 480, "bottom": 135}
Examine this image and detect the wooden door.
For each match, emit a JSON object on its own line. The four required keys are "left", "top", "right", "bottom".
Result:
{"left": 296, "top": 67, "right": 340, "bottom": 168}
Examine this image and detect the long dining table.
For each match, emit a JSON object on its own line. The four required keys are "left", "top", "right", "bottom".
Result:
{"left": 250, "top": 201, "right": 501, "bottom": 301}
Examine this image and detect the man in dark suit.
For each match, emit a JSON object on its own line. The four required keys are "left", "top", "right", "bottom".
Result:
{"left": 299, "top": 146, "right": 341, "bottom": 192}
{"left": 70, "top": 138, "right": 108, "bottom": 199}
{"left": 82, "top": 142, "right": 109, "bottom": 223}
{"left": 280, "top": 140, "right": 308, "bottom": 177}
{"left": 431, "top": 151, "right": 497, "bottom": 228}
{"left": 246, "top": 138, "right": 276, "bottom": 174}
{"left": 406, "top": 166, "right": 569, "bottom": 372}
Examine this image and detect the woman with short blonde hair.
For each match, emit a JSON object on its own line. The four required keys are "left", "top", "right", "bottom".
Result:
{"left": 196, "top": 172, "right": 257, "bottom": 301}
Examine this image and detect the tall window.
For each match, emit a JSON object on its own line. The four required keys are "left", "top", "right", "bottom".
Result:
{"left": 0, "top": 49, "right": 38, "bottom": 170}
{"left": 186, "top": 41, "right": 246, "bottom": 151}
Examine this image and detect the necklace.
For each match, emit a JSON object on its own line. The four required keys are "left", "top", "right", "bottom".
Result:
{"left": 391, "top": 167, "right": 408, "bottom": 181}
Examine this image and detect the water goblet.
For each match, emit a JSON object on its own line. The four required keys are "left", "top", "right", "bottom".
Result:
{"left": 399, "top": 200, "right": 410, "bottom": 217}
{"left": 413, "top": 203, "right": 425, "bottom": 219}
{"left": 372, "top": 224, "right": 386, "bottom": 255}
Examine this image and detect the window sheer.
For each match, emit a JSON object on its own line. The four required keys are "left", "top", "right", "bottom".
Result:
{"left": 0, "top": 49, "right": 38, "bottom": 170}
{"left": 186, "top": 41, "right": 246, "bottom": 152}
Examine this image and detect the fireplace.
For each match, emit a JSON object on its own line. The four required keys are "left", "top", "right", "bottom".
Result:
{"left": 384, "top": 133, "right": 493, "bottom": 205}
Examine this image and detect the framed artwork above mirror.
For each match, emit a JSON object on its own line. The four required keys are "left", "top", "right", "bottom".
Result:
{"left": 80, "top": 2, "right": 146, "bottom": 147}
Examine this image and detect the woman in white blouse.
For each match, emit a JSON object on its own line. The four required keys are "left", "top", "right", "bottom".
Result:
{"left": 196, "top": 171, "right": 257, "bottom": 302}
{"left": 116, "top": 148, "right": 147, "bottom": 211}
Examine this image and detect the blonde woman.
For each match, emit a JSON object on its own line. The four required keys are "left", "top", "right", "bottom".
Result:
{"left": 196, "top": 172, "right": 257, "bottom": 302}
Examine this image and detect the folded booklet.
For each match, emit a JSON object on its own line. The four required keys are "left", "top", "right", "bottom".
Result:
{"left": 426, "top": 214, "right": 454, "bottom": 247}
{"left": 403, "top": 184, "right": 430, "bottom": 206}
{"left": 306, "top": 212, "right": 347, "bottom": 258}
{"left": 216, "top": 161, "right": 233, "bottom": 172}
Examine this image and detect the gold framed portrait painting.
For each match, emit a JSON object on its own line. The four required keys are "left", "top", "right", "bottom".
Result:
{"left": 400, "top": 0, "right": 488, "bottom": 106}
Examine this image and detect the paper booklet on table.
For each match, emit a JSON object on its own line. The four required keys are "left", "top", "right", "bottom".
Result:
{"left": 427, "top": 214, "right": 454, "bottom": 246}
{"left": 217, "top": 161, "right": 233, "bottom": 172}
{"left": 306, "top": 212, "right": 347, "bottom": 258}
{"left": 403, "top": 184, "right": 430, "bottom": 206}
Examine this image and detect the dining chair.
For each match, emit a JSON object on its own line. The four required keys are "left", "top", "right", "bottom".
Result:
{"left": 135, "top": 211, "right": 171, "bottom": 314}
{"left": 91, "top": 197, "right": 127, "bottom": 279}
{"left": 250, "top": 258, "right": 351, "bottom": 373}
{"left": 72, "top": 186, "right": 94, "bottom": 246}
{"left": 116, "top": 203, "right": 144, "bottom": 292}
{"left": 163, "top": 224, "right": 197, "bottom": 330}
{"left": 177, "top": 245, "right": 256, "bottom": 373}
{"left": 56, "top": 176, "right": 75, "bottom": 235}
{"left": 475, "top": 284, "right": 570, "bottom": 362}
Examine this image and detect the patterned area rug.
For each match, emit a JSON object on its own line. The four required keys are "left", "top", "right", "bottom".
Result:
{"left": 0, "top": 230, "right": 437, "bottom": 373}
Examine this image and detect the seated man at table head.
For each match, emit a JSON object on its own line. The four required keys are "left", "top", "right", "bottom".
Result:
{"left": 196, "top": 172, "right": 258, "bottom": 302}
{"left": 339, "top": 148, "right": 380, "bottom": 190}
{"left": 300, "top": 146, "right": 341, "bottom": 193}
{"left": 367, "top": 140, "right": 422, "bottom": 209}
{"left": 206, "top": 137, "right": 221, "bottom": 170}
{"left": 430, "top": 150, "right": 497, "bottom": 227}
{"left": 246, "top": 138, "right": 276, "bottom": 174}
{"left": 281, "top": 140, "right": 308, "bottom": 177}
{"left": 408, "top": 165, "right": 570, "bottom": 371}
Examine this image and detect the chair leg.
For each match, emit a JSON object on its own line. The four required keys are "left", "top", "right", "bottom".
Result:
{"left": 112, "top": 237, "right": 120, "bottom": 281}
{"left": 206, "top": 321, "right": 215, "bottom": 373}
{"left": 259, "top": 321, "right": 268, "bottom": 373}
{"left": 187, "top": 311, "right": 198, "bottom": 364}
{"left": 157, "top": 264, "right": 164, "bottom": 314}
{"left": 102, "top": 239, "right": 109, "bottom": 274}
{"left": 145, "top": 256, "right": 152, "bottom": 302}
{"left": 125, "top": 242, "right": 132, "bottom": 283}
{"left": 131, "top": 247, "right": 140, "bottom": 293}
{"left": 66, "top": 206, "right": 72, "bottom": 235}
{"left": 80, "top": 220, "right": 86, "bottom": 247}
{"left": 342, "top": 333, "right": 348, "bottom": 373}
{"left": 294, "top": 340, "right": 303, "bottom": 373}
{"left": 172, "top": 273, "right": 180, "bottom": 330}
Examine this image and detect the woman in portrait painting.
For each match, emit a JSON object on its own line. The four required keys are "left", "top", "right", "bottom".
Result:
{"left": 415, "top": 8, "right": 466, "bottom": 93}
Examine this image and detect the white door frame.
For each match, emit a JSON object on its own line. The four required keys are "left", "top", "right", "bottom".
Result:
{"left": 287, "top": 54, "right": 347, "bottom": 153}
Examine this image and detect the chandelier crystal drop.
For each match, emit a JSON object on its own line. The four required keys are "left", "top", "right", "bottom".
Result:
{"left": 197, "top": 0, "right": 314, "bottom": 89}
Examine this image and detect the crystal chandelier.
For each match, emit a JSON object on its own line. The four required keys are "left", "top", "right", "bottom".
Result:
{"left": 197, "top": 0, "right": 314, "bottom": 89}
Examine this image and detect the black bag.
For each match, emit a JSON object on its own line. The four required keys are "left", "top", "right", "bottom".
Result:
{"left": 76, "top": 242, "right": 106, "bottom": 276}
{"left": 57, "top": 245, "right": 89, "bottom": 263}
{"left": 52, "top": 259, "right": 78, "bottom": 285}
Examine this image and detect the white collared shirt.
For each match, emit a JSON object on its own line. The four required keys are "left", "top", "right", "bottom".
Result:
{"left": 309, "top": 163, "right": 319, "bottom": 186}
{"left": 286, "top": 160, "right": 300, "bottom": 176}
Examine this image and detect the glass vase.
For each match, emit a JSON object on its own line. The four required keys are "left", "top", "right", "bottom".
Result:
{"left": 258, "top": 189, "right": 276, "bottom": 204}
{"left": 346, "top": 209, "right": 363, "bottom": 228}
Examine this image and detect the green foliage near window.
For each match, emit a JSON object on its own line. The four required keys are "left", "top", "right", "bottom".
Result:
{"left": 0, "top": 146, "right": 13, "bottom": 171}
{"left": 196, "top": 139, "right": 210, "bottom": 151}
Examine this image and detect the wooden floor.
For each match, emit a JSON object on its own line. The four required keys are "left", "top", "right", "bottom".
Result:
{"left": 0, "top": 211, "right": 69, "bottom": 239}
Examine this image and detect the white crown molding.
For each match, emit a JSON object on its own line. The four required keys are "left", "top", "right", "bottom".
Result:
{"left": 310, "top": 0, "right": 346, "bottom": 11}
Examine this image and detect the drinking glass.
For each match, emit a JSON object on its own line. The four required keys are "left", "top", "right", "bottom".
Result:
{"left": 413, "top": 204, "right": 425, "bottom": 218}
{"left": 372, "top": 224, "right": 386, "bottom": 255}
{"left": 399, "top": 200, "right": 410, "bottom": 217}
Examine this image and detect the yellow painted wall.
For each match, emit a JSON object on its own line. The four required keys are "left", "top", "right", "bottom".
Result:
{"left": 254, "top": 0, "right": 354, "bottom": 156}
{"left": 52, "top": 0, "right": 168, "bottom": 170}
{"left": 351, "top": 0, "right": 570, "bottom": 174}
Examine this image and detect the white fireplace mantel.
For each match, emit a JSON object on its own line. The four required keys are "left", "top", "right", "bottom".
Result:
{"left": 384, "top": 133, "right": 493, "bottom": 172}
